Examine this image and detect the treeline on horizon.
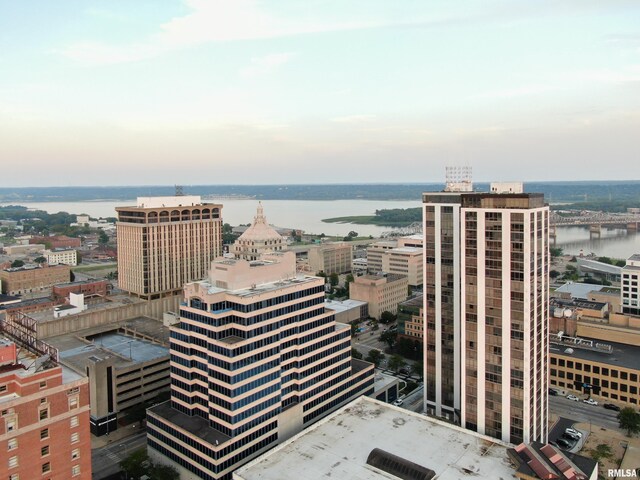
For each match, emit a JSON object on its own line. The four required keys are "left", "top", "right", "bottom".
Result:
{"left": 1, "top": 181, "right": 640, "bottom": 204}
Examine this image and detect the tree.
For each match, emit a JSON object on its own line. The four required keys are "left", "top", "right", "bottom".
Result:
{"left": 329, "top": 272, "right": 339, "bottom": 287}
{"left": 317, "top": 271, "right": 327, "bottom": 278}
{"left": 345, "top": 274, "right": 354, "bottom": 285}
{"left": 120, "top": 449, "right": 148, "bottom": 480}
{"left": 10, "top": 260, "right": 24, "bottom": 268}
{"left": 618, "top": 407, "right": 640, "bottom": 436}
{"left": 550, "top": 246, "right": 563, "bottom": 258}
{"left": 389, "top": 354, "right": 405, "bottom": 373}
{"left": 380, "top": 330, "right": 397, "bottom": 350}
{"left": 589, "top": 443, "right": 613, "bottom": 463}
{"left": 348, "top": 231, "right": 358, "bottom": 238}
{"left": 98, "top": 230, "right": 109, "bottom": 245}
{"left": 550, "top": 270, "right": 561, "bottom": 279}
{"left": 365, "top": 349, "right": 385, "bottom": 367}
{"left": 34, "top": 256, "right": 47, "bottom": 264}
{"left": 149, "top": 464, "right": 180, "bottom": 480}
{"left": 351, "top": 348, "right": 363, "bottom": 360}
{"left": 379, "top": 311, "right": 396, "bottom": 324}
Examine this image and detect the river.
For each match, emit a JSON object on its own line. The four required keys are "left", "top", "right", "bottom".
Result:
{"left": 3, "top": 200, "right": 639, "bottom": 259}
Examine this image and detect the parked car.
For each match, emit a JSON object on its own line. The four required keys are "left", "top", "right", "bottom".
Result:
{"left": 565, "top": 428, "right": 582, "bottom": 438}
{"left": 563, "top": 431, "right": 581, "bottom": 441}
{"left": 393, "top": 398, "right": 404, "bottom": 406}
{"left": 548, "top": 388, "right": 558, "bottom": 396}
{"left": 583, "top": 398, "right": 598, "bottom": 406}
{"left": 566, "top": 394, "right": 579, "bottom": 401}
{"left": 604, "top": 403, "right": 621, "bottom": 411}
{"left": 556, "top": 438, "right": 573, "bottom": 450}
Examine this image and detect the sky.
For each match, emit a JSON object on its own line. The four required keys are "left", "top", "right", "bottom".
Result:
{"left": 1, "top": 0, "right": 640, "bottom": 186}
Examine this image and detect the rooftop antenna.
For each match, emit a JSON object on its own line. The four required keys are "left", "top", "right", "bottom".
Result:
{"left": 175, "top": 185, "right": 184, "bottom": 196}
{"left": 444, "top": 165, "right": 473, "bottom": 192}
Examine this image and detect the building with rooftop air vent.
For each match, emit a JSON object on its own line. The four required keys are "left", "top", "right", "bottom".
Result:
{"left": 147, "top": 251, "right": 374, "bottom": 480}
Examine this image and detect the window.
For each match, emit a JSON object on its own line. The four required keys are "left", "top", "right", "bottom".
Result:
{"left": 72, "top": 465, "right": 81, "bottom": 477}
{"left": 69, "top": 396, "right": 78, "bottom": 410}
{"left": 71, "top": 449, "right": 80, "bottom": 460}
{"left": 40, "top": 428, "right": 49, "bottom": 440}
{"left": 9, "top": 456, "right": 18, "bottom": 468}
{"left": 7, "top": 417, "right": 17, "bottom": 432}
{"left": 40, "top": 398, "right": 47, "bottom": 404}
{"left": 71, "top": 432, "right": 79, "bottom": 443}
{"left": 39, "top": 381, "right": 47, "bottom": 389}
{"left": 42, "top": 462, "right": 51, "bottom": 473}
{"left": 41, "top": 445, "right": 49, "bottom": 456}
{"left": 8, "top": 438, "right": 18, "bottom": 450}
{"left": 9, "top": 473, "right": 19, "bottom": 480}
{"left": 0, "top": 384, "right": 6, "bottom": 392}
{"left": 39, "top": 408, "right": 48, "bottom": 421}
{"left": 70, "top": 416, "right": 79, "bottom": 428}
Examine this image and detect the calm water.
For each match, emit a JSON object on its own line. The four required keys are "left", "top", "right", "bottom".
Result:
{"left": 3, "top": 200, "right": 639, "bottom": 258}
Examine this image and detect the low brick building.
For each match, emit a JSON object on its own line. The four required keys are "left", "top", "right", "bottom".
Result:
{"left": 52, "top": 279, "right": 110, "bottom": 302}
{"left": 30, "top": 235, "right": 81, "bottom": 249}
{"left": 0, "top": 265, "right": 71, "bottom": 295}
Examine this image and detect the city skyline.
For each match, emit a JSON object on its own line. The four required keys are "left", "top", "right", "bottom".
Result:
{"left": 2, "top": 0, "right": 640, "bottom": 187}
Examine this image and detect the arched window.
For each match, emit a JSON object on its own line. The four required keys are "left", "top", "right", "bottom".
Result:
{"left": 192, "top": 209, "right": 201, "bottom": 220}
{"left": 148, "top": 211, "right": 158, "bottom": 223}
{"left": 181, "top": 209, "right": 190, "bottom": 221}
{"left": 159, "top": 211, "right": 169, "bottom": 222}
{"left": 171, "top": 210, "right": 180, "bottom": 221}
{"left": 202, "top": 208, "right": 210, "bottom": 219}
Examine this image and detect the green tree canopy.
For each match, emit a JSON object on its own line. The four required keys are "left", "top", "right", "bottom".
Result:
{"left": 618, "top": 407, "right": 640, "bottom": 437}
{"left": 379, "top": 311, "right": 396, "bottom": 324}
{"left": 388, "top": 354, "right": 405, "bottom": 372}
{"left": 365, "top": 349, "right": 385, "bottom": 367}
{"left": 10, "top": 259, "right": 24, "bottom": 268}
{"left": 120, "top": 449, "right": 148, "bottom": 480}
{"left": 380, "top": 330, "right": 397, "bottom": 350}
{"left": 351, "top": 348, "right": 363, "bottom": 360}
{"left": 329, "top": 272, "right": 339, "bottom": 287}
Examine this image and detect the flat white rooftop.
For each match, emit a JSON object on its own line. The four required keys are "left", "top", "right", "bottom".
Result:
{"left": 235, "top": 396, "right": 514, "bottom": 480}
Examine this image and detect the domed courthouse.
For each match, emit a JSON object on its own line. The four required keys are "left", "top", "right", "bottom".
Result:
{"left": 231, "top": 203, "right": 286, "bottom": 261}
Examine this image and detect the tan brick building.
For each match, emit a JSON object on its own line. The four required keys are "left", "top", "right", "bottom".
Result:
{"left": 308, "top": 242, "right": 353, "bottom": 275}
{"left": 0, "top": 338, "right": 91, "bottom": 480}
{"left": 0, "top": 265, "right": 71, "bottom": 295}
{"left": 349, "top": 273, "right": 409, "bottom": 320}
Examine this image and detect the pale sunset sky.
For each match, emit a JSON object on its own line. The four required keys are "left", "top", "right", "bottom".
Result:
{"left": 1, "top": 0, "right": 639, "bottom": 186}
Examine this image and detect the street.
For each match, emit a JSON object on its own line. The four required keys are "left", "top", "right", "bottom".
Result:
{"left": 549, "top": 395, "right": 621, "bottom": 431}
{"left": 92, "top": 431, "right": 147, "bottom": 480}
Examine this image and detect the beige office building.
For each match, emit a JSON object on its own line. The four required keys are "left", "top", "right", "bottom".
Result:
{"left": 381, "top": 247, "right": 423, "bottom": 287}
{"left": 308, "top": 242, "right": 352, "bottom": 275}
{"left": 366, "top": 241, "right": 397, "bottom": 274}
{"left": 44, "top": 248, "right": 78, "bottom": 266}
{"left": 349, "top": 273, "right": 409, "bottom": 320}
{"left": 424, "top": 182, "right": 549, "bottom": 445}
{"left": 116, "top": 196, "right": 223, "bottom": 299}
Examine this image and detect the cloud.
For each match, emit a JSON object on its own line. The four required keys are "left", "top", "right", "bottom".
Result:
{"left": 331, "top": 115, "right": 377, "bottom": 123}
{"left": 59, "top": 0, "right": 386, "bottom": 65}
{"left": 473, "top": 84, "right": 560, "bottom": 100}
{"left": 240, "top": 52, "right": 296, "bottom": 79}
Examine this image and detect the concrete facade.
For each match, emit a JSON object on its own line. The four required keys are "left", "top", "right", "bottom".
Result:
{"left": 621, "top": 254, "right": 640, "bottom": 316}
{"left": 147, "top": 252, "right": 375, "bottom": 479}
{"left": 307, "top": 242, "right": 353, "bottom": 275}
{"left": 423, "top": 188, "right": 549, "bottom": 445}
{"left": 116, "top": 196, "right": 223, "bottom": 299}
